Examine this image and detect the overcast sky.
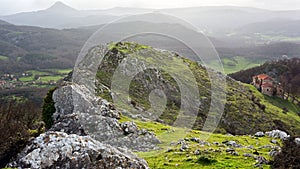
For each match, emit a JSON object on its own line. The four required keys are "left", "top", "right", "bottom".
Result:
{"left": 1, "top": 0, "right": 300, "bottom": 15}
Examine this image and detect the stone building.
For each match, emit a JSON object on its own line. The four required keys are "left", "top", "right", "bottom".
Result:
{"left": 252, "top": 74, "right": 284, "bottom": 97}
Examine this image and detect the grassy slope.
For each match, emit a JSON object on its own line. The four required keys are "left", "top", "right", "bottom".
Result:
{"left": 119, "top": 115, "right": 281, "bottom": 169}
{"left": 97, "top": 42, "right": 300, "bottom": 136}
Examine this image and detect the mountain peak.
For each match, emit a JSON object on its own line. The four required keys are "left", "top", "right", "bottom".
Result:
{"left": 47, "top": 1, "right": 77, "bottom": 12}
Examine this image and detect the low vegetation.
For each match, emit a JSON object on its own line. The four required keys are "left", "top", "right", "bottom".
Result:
{"left": 119, "top": 115, "right": 282, "bottom": 169}
{"left": 0, "top": 98, "right": 43, "bottom": 168}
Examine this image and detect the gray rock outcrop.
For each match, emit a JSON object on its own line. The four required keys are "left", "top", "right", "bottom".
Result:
{"left": 51, "top": 84, "right": 161, "bottom": 151}
{"left": 9, "top": 132, "right": 149, "bottom": 169}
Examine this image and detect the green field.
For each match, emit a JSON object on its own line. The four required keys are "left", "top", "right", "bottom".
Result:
{"left": 18, "top": 69, "right": 69, "bottom": 83}
{"left": 19, "top": 70, "right": 49, "bottom": 82}
{"left": 0, "top": 55, "right": 8, "bottom": 61}
{"left": 55, "top": 69, "right": 72, "bottom": 74}
{"left": 37, "top": 76, "right": 63, "bottom": 82}
{"left": 44, "top": 69, "right": 72, "bottom": 74}
{"left": 208, "top": 56, "right": 266, "bottom": 74}
{"left": 260, "top": 35, "right": 300, "bottom": 42}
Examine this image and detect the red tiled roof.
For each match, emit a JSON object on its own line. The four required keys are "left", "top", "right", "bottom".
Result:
{"left": 256, "top": 74, "right": 272, "bottom": 80}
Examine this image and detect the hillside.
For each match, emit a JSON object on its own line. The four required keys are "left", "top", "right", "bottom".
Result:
{"left": 2, "top": 41, "right": 300, "bottom": 168}
{"left": 238, "top": 19, "right": 300, "bottom": 37}
{"left": 0, "top": 21, "right": 92, "bottom": 73}
{"left": 95, "top": 42, "right": 300, "bottom": 136}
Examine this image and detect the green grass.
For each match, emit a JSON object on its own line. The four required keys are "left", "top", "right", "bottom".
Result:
{"left": 208, "top": 56, "right": 266, "bottom": 74}
{"left": 244, "top": 84, "right": 300, "bottom": 134}
{"left": 19, "top": 70, "right": 49, "bottom": 82}
{"left": 0, "top": 55, "right": 8, "bottom": 61}
{"left": 44, "top": 69, "right": 72, "bottom": 74}
{"left": 55, "top": 69, "right": 72, "bottom": 74}
{"left": 19, "top": 69, "right": 69, "bottom": 82}
{"left": 119, "top": 115, "right": 280, "bottom": 169}
{"left": 19, "top": 76, "right": 34, "bottom": 82}
{"left": 37, "top": 76, "right": 63, "bottom": 82}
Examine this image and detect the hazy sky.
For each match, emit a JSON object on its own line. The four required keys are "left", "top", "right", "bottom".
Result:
{"left": 0, "top": 0, "right": 300, "bottom": 15}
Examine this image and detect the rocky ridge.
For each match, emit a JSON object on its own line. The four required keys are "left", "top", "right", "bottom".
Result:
{"left": 9, "top": 81, "right": 160, "bottom": 168}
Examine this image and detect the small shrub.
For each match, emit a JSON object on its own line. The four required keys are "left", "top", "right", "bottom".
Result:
{"left": 0, "top": 101, "right": 40, "bottom": 167}
{"left": 42, "top": 87, "right": 57, "bottom": 129}
{"left": 282, "top": 107, "right": 288, "bottom": 114}
{"left": 260, "top": 104, "right": 266, "bottom": 111}
{"left": 196, "top": 156, "right": 217, "bottom": 165}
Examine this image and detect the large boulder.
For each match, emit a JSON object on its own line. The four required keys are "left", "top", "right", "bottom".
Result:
{"left": 8, "top": 132, "right": 149, "bottom": 169}
{"left": 51, "top": 84, "right": 161, "bottom": 151}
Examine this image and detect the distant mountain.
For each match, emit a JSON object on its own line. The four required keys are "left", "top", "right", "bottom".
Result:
{"left": 45, "top": 1, "right": 77, "bottom": 13}
{"left": 3, "top": 2, "right": 300, "bottom": 34}
{"left": 237, "top": 19, "right": 300, "bottom": 36}
{"left": 162, "top": 7, "right": 300, "bottom": 35}
{"left": 0, "top": 2, "right": 152, "bottom": 29}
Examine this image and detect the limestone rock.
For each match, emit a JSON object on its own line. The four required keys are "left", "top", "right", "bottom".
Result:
{"left": 265, "top": 130, "right": 290, "bottom": 140}
{"left": 9, "top": 132, "right": 149, "bottom": 169}
{"left": 254, "top": 132, "right": 265, "bottom": 137}
{"left": 51, "top": 84, "right": 160, "bottom": 151}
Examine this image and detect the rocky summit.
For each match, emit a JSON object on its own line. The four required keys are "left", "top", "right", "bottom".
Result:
{"left": 8, "top": 68, "right": 161, "bottom": 168}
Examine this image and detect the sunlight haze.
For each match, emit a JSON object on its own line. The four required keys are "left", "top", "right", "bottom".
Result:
{"left": 0, "top": 0, "right": 300, "bottom": 15}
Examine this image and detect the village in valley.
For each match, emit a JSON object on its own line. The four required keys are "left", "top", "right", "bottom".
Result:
{"left": 0, "top": 69, "right": 71, "bottom": 89}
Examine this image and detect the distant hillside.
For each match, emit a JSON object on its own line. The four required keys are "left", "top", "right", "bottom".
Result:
{"left": 0, "top": 20, "right": 215, "bottom": 73}
{"left": 229, "top": 58, "right": 300, "bottom": 97}
{"left": 0, "top": 22, "right": 92, "bottom": 72}
{"left": 0, "top": 19, "right": 11, "bottom": 25}
{"left": 94, "top": 42, "right": 300, "bottom": 136}
{"left": 238, "top": 19, "right": 300, "bottom": 37}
